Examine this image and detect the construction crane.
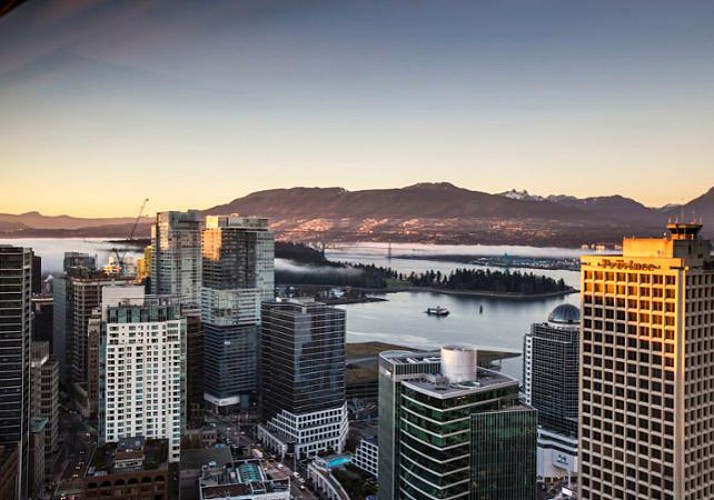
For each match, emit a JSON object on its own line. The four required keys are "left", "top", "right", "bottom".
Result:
{"left": 110, "top": 198, "right": 149, "bottom": 276}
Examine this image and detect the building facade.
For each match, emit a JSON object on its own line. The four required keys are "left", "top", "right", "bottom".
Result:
{"left": 186, "top": 312, "right": 205, "bottom": 428}
{"left": 0, "top": 245, "right": 32, "bottom": 499}
{"left": 30, "top": 341, "right": 59, "bottom": 475}
{"left": 523, "top": 303, "right": 579, "bottom": 480}
{"left": 150, "top": 210, "right": 203, "bottom": 307}
{"left": 353, "top": 438, "right": 378, "bottom": 478}
{"left": 378, "top": 347, "right": 537, "bottom": 500}
{"left": 258, "top": 299, "right": 349, "bottom": 459}
{"left": 31, "top": 295, "right": 53, "bottom": 346}
{"left": 83, "top": 438, "right": 170, "bottom": 500}
{"left": 201, "top": 215, "right": 274, "bottom": 409}
{"left": 579, "top": 223, "right": 714, "bottom": 499}
{"left": 63, "top": 252, "right": 97, "bottom": 274}
{"left": 99, "top": 286, "right": 186, "bottom": 463}
{"left": 0, "top": 446, "right": 18, "bottom": 500}
{"left": 52, "top": 271, "right": 131, "bottom": 389}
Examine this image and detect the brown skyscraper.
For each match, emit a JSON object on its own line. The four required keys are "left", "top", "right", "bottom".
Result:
{"left": 579, "top": 223, "right": 714, "bottom": 499}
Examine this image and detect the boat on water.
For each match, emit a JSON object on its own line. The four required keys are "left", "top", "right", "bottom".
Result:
{"left": 425, "top": 306, "right": 450, "bottom": 317}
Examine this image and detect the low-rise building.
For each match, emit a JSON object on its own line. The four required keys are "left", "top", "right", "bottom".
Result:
{"left": 198, "top": 459, "right": 290, "bottom": 500}
{"left": 353, "top": 438, "right": 378, "bottom": 478}
{"left": 307, "top": 461, "right": 350, "bottom": 500}
{"left": 183, "top": 428, "right": 219, "bottom": 450}
{"left": 83, "top": 437, "right": 170, "bottom": 500}
{"left": 180, "top": 448, "right": 233, "bottom": 500}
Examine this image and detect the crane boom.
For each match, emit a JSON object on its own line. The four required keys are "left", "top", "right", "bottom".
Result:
{"left": 128, "top": 198, "right": 150, "bottom": 242}
{"left": 109, "top": 198, "right": 149, "bottom": 276}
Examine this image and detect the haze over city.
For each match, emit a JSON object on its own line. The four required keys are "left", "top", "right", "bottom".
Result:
{"left": 2, "top": 1, "right": 714, "bottom": 216}
{"left": 5, "top": 3, "right": 714, "bottom": 500}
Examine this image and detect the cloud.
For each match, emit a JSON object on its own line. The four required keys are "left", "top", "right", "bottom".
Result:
{"left": 275, "top": 258, "right": 361, "bottom": 276}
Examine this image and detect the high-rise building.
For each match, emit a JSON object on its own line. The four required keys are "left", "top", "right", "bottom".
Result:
{"left": 52, "top": 274, "right": 69, "bottom": 386}
{"left": 378, "top": 347, "right": 537, "bottom": 500}
{"left": 30, "top": 342, "right": 59, "bottom": 475}
{"left": 579, "top": 222, "right": 714, "bottom": 500}
{"left": 98, "top": 286, "right": 186, "bottom": 462}
{"left": 151, "top": 210, "right": 203, "bottom": 307}
{"left": 523, "top": 303, "right": 579, "bottom": 480}
{"left": 258, "top": 299, "right": 349, "bottom": 460}
{"left": 201, "top": 215, "right": 274, "bottom": 409}
{"left": 185, "top": 312, "right": 204, "bottom": 428}
{"left": 52, "top": 271, "right": 130, "bottom": 388}
{"left": 136, "top": 245, "right": 152, "bottom": 283}
{"left": 73, "top": 277, "right": 132, "bottom": 403}
{"left": 31, "top": 295, "right": 53, "bottom": 346}
{"left": 31, "top": 254, "right": 42, "bottom": 295}
{"left": 0, "top": 245, "right": 32, "bottom": 499}
{"left": 202, "top": 215, "right": 274, "bottom": 300}
{"left": 82, "top": 308, "right": 102, "bottom": 418}
{"left": 63, "top": 251, "right": 97, "bottom": 274}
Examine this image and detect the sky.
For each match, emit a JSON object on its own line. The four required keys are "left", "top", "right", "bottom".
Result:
{"left": 1, "top": 0, "right": 714, "bottom": 217}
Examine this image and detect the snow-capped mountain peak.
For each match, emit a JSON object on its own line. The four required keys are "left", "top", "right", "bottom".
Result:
{"left": 497, "top": 189, "right": 546, "bottom": 202}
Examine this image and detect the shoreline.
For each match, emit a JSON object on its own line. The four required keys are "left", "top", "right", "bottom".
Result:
{"left": 279, "top": 283, "right": 577, "bottom": 302}
{"left": 350, "top": 286, "right": 579, "bottom": 301}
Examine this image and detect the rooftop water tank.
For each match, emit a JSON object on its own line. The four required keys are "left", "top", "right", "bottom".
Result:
{"left": 441, "top": 345, "right": 477, "bottom": 383}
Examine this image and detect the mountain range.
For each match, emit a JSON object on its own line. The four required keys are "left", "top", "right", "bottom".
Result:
{"left": 2, "top": 183, "right": 713, "bottom": 247}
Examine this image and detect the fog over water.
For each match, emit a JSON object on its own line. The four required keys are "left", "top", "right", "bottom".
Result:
{"left": 3, "top": 238, "right": 585, "bottom": 381}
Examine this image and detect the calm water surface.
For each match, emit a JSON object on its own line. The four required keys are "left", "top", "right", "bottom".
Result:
{"left": 327, "top": 243, "right": 583, "bottom": 380}
{"left": 3, "top": 238, "right": 585, "bottom": 380}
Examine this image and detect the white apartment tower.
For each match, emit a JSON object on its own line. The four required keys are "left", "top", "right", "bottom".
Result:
{"left": 98, "top": 286, "right": 186, "bottom": 463}
{"left": 579, "top": 222, "right": 714, "bottom": 499}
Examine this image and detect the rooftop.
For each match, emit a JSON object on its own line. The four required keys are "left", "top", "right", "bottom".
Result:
{"left": 548, "top": 304, "right": 580, "bottom": 325}
{"left": 199, "top": 459, "right": 290, "bottom": 500}
{"left": 30, "top": 417, "right": 47, "bottom": 434}
{"left": 403, "top": 367, "right": 518, "bottom": 398}
{"left": 381, "top": 350, "right": 441, "bottom": 365}
{"left": 350, "top": 420, "right": 378, "bottom": 443}
{"left": 181, "top": 448, "right": 233, "bottom": 471}
{"left": 89, "top": 438, "right": 168, "bottom": 476}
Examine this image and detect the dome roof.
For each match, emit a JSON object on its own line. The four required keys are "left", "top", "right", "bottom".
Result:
{"left": 548, "top": 304, "right": 580, "bottom": 325}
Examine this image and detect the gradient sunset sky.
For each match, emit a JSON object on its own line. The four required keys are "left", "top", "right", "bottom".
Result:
{"left": 2, "top": 1, "right": 713, "bottom": 216}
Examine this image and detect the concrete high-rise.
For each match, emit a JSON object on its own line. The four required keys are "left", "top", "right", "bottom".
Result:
{"left": 579, "top": 222, "right": 714, "bottom": 500}
{"left": 258, "top": 299, "right": 348, "bottom": 459}
{"left": 0, "top": 246, "right": 32, "bottom": 499}
{"left": 52, "top": 271, "right": 132, "bottom": 402}
{"left": 201, "top": 215, "right": 274, "bottom": 409}
{"left": 98, "top": 286, "right": 186, "bottom": 463}
{"left": 378, "top": 347, "right": 537, "bottom": 500}
{"left": 30, "top": 341, "right": 59, "bottom": 476}
{"left": 523, "top": 303, "right": 579, "bottom": 480}
{"left": 150, "top": 210, "right": 203, "bottom": 307}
